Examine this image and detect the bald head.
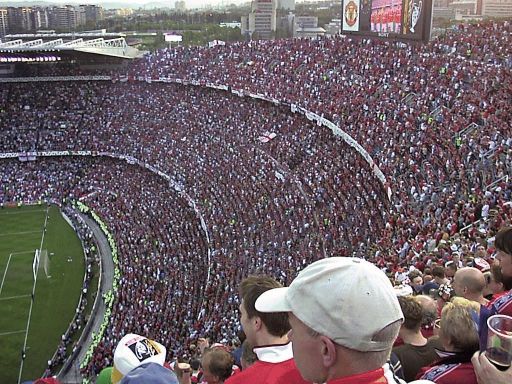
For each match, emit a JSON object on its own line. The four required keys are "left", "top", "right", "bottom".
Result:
{"left": 453, "top": 267, "right": 486, "bottom": 297}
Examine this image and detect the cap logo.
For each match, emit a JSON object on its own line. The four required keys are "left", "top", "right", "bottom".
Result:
{"left": 127, "top": 339, "right": 161, "bottom": 362}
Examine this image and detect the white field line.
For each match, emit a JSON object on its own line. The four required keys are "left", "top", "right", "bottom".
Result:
{"left": 18, "top": 205, "right": 50, "bottom": 384}
{"left": 0, "top": 253, "right": 13, "bottom": 296}
{"left": 0, "top": 231, "right": 42, "bottom": 237}
{"left": 0, "top": 294, "right": 31, "bottom": 301}
{"left": 0, "top": 209, "right": 47, "bottom": 215}
{"left": 0, "top": 330, "right": 27, "bottom": 337}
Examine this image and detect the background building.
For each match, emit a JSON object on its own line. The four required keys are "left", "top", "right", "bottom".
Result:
{"left": 482, "top": 0, "right": 512, "bottom": 17}
{"left": 0, "top": 9, "right": 8, "bottom": 37}
{"left": 242, "top": 0, "right": 277, "bottom": 39}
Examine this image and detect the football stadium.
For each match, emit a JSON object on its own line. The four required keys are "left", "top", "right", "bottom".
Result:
{"left": 0, "top": 5, "right": 511, "bottom": 384}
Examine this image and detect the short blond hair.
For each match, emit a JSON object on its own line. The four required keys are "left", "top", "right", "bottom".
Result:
{"left": 439, "top": 297, "right": 480, "bottom": 352}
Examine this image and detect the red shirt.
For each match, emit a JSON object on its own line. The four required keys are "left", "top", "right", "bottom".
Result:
{"left": 225, "top": 359, "right": 307, "bottom": 384}
{"left": 225, "top": 343, "right": 308, "bottom": 384}
{"left": 488, "top": 289, "right": 512, "bottom": 317}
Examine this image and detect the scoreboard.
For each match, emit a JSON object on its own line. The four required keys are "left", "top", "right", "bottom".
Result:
{"left": 341, "top": 0, "right": 433, "bottom": 42}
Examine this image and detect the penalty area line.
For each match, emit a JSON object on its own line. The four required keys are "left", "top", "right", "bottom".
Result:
{"left": 0, "top": 330, "right": 27, "bottom": 337}
{"left": 0, "top": 294, "right": 31, "bottom": 302}
{"left": 0, "top": 231, "right": 42, "bottom": 237}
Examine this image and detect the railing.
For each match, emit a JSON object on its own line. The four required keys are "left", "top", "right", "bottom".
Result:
{"left": 453, "top": 121, "right": 479, "bottom": 139}
{"left": 401, "top": 92, "right": 416, "bottom": 106}
{"left": 486, "top": 174, "right": 509, "bottom": 191}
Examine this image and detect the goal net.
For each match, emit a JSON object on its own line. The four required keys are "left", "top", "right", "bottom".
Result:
{"left": 32, "top": 249, "right": 50, "bottom": 281}
{"left": 40, "top": 249, "right": 50, "bottom": 278}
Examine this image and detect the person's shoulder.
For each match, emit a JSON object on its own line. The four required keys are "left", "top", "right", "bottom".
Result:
{"left": 264, "top": 359, "right": 308, "bottom": 384}
{"left": 392, "top": 343, "right": 413, "bottom": 355}
{"left": 491, "top": 289, "right": 512, "bottom": 315}
{"left": 419, "top": 362, "right": 476, "bottom": 384}
{"left": 426, "top": 336, "right": 442, "bottom": 349}
{"left": 225, "top": 363, "right": 262, "bottom": 384}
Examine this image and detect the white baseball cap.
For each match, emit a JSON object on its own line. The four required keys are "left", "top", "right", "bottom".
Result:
{"left": 255, "top": 257, "right": 404, "bottom": 352}
{"left": 111, "top": 334, "right": 166, "bottom": 383}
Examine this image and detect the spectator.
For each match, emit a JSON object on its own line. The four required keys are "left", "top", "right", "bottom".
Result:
{"left": 225, "top": 276, "right": 308, "bottom": 384}
{"left": 418, "top": 297, "right": 480, "bottom": 383}
{"left": 254, "top": 257, "right": 407, "bottom": 383}
{"left": 409, "top": 271, "right": 424, "bottom": 295}
{"left": 445, "top": 261, "right": 458, "bottom": 281}
{"left": 422, "top": 266, "right": 447, "bottom": 296}
{"left": 489, "top": 226, "right": 512, "bottom": 316}
{"left": 452, "top": 267, "right": 489, "bottom": 305}
{"left": 415, "top": 295, "right": 438, "bottom": 339}
{"left": 488, "top": 264, "right": 507, "bottom": 299}
{"left": 393, "top": 296, "right": 441, "bottom": 381}
{"left": 201, "top": 348, "right": 234, "bottom": 384}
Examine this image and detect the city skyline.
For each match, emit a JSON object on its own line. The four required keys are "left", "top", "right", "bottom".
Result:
{"left": 0, "top": 0, "right": 315, "bottom": 9}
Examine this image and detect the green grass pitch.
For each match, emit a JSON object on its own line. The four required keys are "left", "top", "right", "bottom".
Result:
{"left": 0, "top": 205, "right": 85, "bottom": 383}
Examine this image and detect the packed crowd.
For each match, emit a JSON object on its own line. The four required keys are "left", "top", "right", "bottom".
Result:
{"left": 0, "top": 83, "right": 389, "bottom": 377}
{"left": 0, "top": 18, "right": 511, "bottom": 383}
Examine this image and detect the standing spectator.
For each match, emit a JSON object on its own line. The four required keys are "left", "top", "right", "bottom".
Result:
{"left": 225, "top": 276, "right": 308, "bottom": 384}
{"left": 488, "top": 264, "right": 507, "bottom": 299}
{"left": 254, "top": 257, "right": 408, "bottom": 384}
{"left": 393, "top": 296, "right": 441, "bottom": 382}
{"left": 415, "top": 295, "right": 438, "bottom": 339}
{"left": 473, "top": 227, "right": 512, "bottom": 382}
{"left": 418, "top": 297, "right": 480, "bottom": 384}
{"left": 488, "top": 227, "right": 512, "bottom": 316}
{"left": 445, "top": 261, "right": 458, "bottom": 281}
{"left": 452, "top": 267, "right": 489, "bottom": 305}
{"left": 422, "top": 266, "right": 448, "bottom": 295}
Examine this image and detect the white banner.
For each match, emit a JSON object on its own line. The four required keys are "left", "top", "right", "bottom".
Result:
{"left": 343, "top": 0, "right": 361, "bottom": 32}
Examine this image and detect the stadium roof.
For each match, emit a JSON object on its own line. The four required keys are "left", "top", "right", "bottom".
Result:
{"left": 0, "top": 37, "right": 141, "bottom": 59}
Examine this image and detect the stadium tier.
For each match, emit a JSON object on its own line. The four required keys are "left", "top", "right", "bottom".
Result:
{"left": 0, "top": 20, "right": 510, "bottom": 382}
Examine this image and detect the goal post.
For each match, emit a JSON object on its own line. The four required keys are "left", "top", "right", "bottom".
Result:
{"left": 32, "top": 249, "right": 40, "bottom": 282}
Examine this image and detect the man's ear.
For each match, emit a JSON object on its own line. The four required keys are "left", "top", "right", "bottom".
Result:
{"left": 319, "top": 335, "right": 337, "bottom": 368}
{"left": 253, "top": 315, "right": 263, "bottom": 332}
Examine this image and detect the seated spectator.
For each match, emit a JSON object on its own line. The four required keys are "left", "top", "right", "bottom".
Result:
{"left": 393, "top": 296, "right": 441, "bottom": 381}
{"left": 418, "top": 297, "right": 480, "bottom": 384}
{"left": 452, "top": 267, "right": 489, "bottom": 305}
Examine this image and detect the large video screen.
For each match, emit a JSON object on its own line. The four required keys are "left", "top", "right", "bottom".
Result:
{"left": 341, "top": 0, "right": 433, "bottom": 41}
